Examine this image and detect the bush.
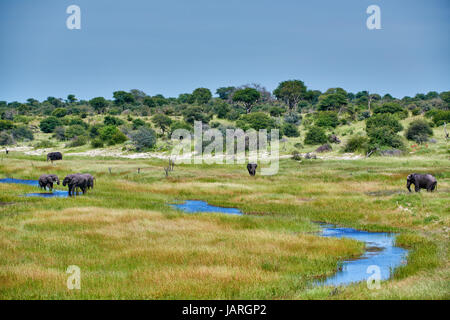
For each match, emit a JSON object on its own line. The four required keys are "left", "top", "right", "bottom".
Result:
{"left": 0, "top": 132, "right": 14, "bottom": 145}
{"left": 65, "top": 125, "right": 87, "bottom": 139}
{"left": 91, "top": 138, "right": 104, "bottom": 148}
{"left": 269, "top": 106, "right": 285, "bottom": 117}
{"left": 100, "top": 125, "right": 127, "bottom": 145}
{"left": 429, "top": 110, "right": 450, "bottom": 126}
{"left": 367, "top": 127, "right": 405, "bottom": 151}
{"left": 104, "top": 115, "right": 124, "bottom": 126}
{"left": 132, "top": 118, "right": 146, "bottom": 130}
{"left": 373, "top": 102, "right": 408, "bottom": 119}
{"left": 282, "top": 123, "right": 300, "bottom": 137}
{"left": 284, "top": 112, "right": 302, "bottom": 125}
{"left": 357, "top": 111, "right": 371, "bottom": 121}
{"left": 304, "top": 126, "right": 327, "bottom": 145}
{"left": 169, "top": 121, "right": 192, "bottom": 136}
{"left": 67, "top": 135, "right": 88, "bottom": 147}
{"left": 11, "top": 126, "right": 34, "bottom": 141}
{"left": 315, "top": 111, "right": 339, "bottom": 128}
{"left": 236, "top": 112, "right": 277, "bottom": 131}
{"left": 343, "top": 135, "right": 368, "bottom": 153}
{"left": 405, "top": 119, "right": 433, "bottom": 143}
{"left": 53, "top": 126, "right": 66, "bottom": 141}
{"left": 34, "top": 139, "right": 56, "bottom": 148}
{"left": 51, "top": 108, "right": 67, "bottom": 118}
{"left": 39, "top": 116, "right": 61, "bottom": 133}
{"left": 213, "top": 102, "right": 231, "bottom": 119}
{"left": 291, "top": 150, "right": 301, "bottom": 160}
{"left": 366, "top": 114, "right": 403, "bottom": 134}
{"left": 182, "top": 105, "right": 210, "bottom": 125}
{"left": 0, "top": 120, "right": 14, "bottom": 131}
{"left": 131, "top": 127, "right": 157, "bottom": 151}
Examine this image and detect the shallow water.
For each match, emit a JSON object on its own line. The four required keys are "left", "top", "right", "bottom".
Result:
{"left": 171, "top": 200, "right": 409, "bottom": 287}
{"left": 0, "top": 178, "right": 70, "bottom": 198}
{"left": 316, "top": 223, "right": 408, "bottom": 286}
{"left": 171, "top": 200, "right": 243, "bottom": 215}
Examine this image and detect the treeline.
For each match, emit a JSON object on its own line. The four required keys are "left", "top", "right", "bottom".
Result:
{"left": 0, "top": 81, "right": 449, "bottom": 153}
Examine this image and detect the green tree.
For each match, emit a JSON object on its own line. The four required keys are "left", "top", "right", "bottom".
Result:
{"left": 405, "top": 119, "right": 433, "bottom": 143}
{"left": 216, "top": 87, "right": 235, "bottom": 100}
{"left": 131, "top": 127, "right": 157, "bottom": 151}
{"left": 152, "top": 114, "right": 172, "bottom": 134}
{"left": 317, "top": 88, "right": 348, "bottom": 112}
{"left": 304, "top": 126, "right": 327, "bottom": 145}
{"left": 100, "top": 126, "right": 127, "bottom": 145}
{"left": 89, "top": 97, "right": 109, "bottom": 114}
{"left": 232, "top": 88, "right": 260, "bottom": 113}
{"left": 67, "top": 94, "right": 77, "bottom": 104}
{"left": 213, "top": 102, "right": 231, "bottom": 118}
{"left": 315, "top": 111, "right": 339, "bottom": 128}
{"left": 273, "top": 80, "right": 307, "bottom": 110}
{"left": 236, "top": 112, "right": 277, "bottom": 131}
{"left": 191, "top": 88, "right": 212, "bottom": 105}
{"left": 143, "top": 96, "right": 156, "bottom": 108}
{"left": 39, "top": 117, "right": 61, "bottom": 133}
{"left": 182, "top": 106, "right": 210, "bottom": 125}
{"left": 282, "top": 123, "right": 300, "bottom": 137}
{"left": 113, "top": 91, "right": 135, "bottom": 105}
{"left": 52, "top": 108, "right": 68, "bottom": 118}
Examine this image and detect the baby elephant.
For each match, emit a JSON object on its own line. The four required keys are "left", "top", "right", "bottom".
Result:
{"left": 406, "top": 173, "right": 437, "bottom": 192}
{"left": 247, "top": 163, "right": 257, "bottom": 176}
{"left": 38, "top": 174, "right": 60, "bottom": 191}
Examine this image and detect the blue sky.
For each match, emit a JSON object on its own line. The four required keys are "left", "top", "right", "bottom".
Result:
{"left": 0, "top": 0, "right": 449, "bottom": 102}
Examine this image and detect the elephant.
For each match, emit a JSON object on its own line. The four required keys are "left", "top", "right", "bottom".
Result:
{"left": 406, "top": 173, "right": 437, "bottom": 192}
{"left": 247, "top": 163, "right": 257, "bottom": 176}
{"left": 38, "top": 174, "right": 60, "bottom": 191}
{"left": 63, "top": 173, "right": 89, "bottom": 196}
{"left": 80, "top": 173, "right": 95, "bottom": 190}
{"left": 47, "top": 152, "right": 63, "bottom": 163}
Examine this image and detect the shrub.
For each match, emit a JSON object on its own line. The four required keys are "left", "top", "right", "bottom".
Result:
{"left": 182, "top": 105, "right": 210, "bottom": 125}
{"left": 0, "top": 120, "right": 14, "bottom": 131}
{"left": 343, "top": 135, "right": 368, "bottom": 153}
{"left": 429, "top": 110, "right": 450, "bottom": 126}
{"left": 291, "top": 150, "right": 301, "bottom": 160}
{"left": 169, "top": 121, "right": 192, "bottom": 136}
{"left": 152, "top": 114, "right": 173, "bottom": 134}
{"left": 236, "top": 112, "right": 277, "bottom": 131}
{"left": 100, "top": 125, "right": 127, "bottom": 145}
{"left": 373, "top": 102, "right": 408, "bottom": 119}
{"left": 53, "top": 126, "right": 66, "bottom": 141}
{"left": 366, "top": 114, "right": 403, "bottom": 134}
{"left": 0, "top": 132, "right": 14, "bottom": 145}
{"left": 269, "top": 106, "right": 285, "bottom": 117}
{"left": 11, "top": 126, "right": 34, "bottom": 141}
{"left": 39, "top": 116, "right": 61, "bottom": 133}
{"left": 411, "top": 108, "right": 421, "bottom": 116}
{"left": 132, "top": 118, "right": 146, "bottom": 130}
{"left": 367, "top": 127, "right": 405, "bottom": 151}
{"left": 282, "top": 123, "right": 300, "bottom": 137}
{"left": 51, "top": 108, "right": 67, "bottom": 118}
{"left": 34, "top": 139, "right": 56, "bottom": 148}
{"left": 315, "top": 111, "right": 339, "bottom": 128}
{"left": 130, "top": 127, "right": 157, "bottom": 151}
{"left": 65, "top": 125, "right": 87, "bottom": 139}
{"left": 357, "top": 111, "right": 371, "bottom": 121}
{"left": 213, "top": 102, "right": 231, "bottom": 119}
{"left": 67, "top": 135, "right": 88, "bottom": 147}
{"left": 104, "top": 115, "right": 124, "bottom": 126}
{"left": 304, "top": 126, "right": 327, "bottom": 145}
{"left": 405, "top": 119, "right": 433, "bottom": 143}
{"left": 284, "top": 112, "right": 302, "bottom": 125}
{"left": 91, "top": 138, "right": 104, "bottom": 148}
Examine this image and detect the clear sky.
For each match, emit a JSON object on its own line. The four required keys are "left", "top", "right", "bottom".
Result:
{"left": 1, "top": 0, "right": 449, "bottom": 102}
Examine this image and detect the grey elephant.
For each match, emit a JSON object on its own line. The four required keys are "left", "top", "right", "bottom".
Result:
{"left": 406, "top": 173, "right": 437, "bottom": 192}
{"left": 63, "top": 173, "right": 89, "bottom": 196}
{"left": 47, "top": 152, "right": 63, "bottom": 163}
{"left": 38, "top": 174, "right": 60, "bottom": 191}
{"left": 80, "top": 173, "right": 95, "bottom": 190}
{"left": 247, "top": 163, "right": 257, "bottom": 176}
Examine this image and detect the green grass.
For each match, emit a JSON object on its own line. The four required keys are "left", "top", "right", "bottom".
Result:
{"left": 0, "top": 139, "right": 449, "bottom": 299}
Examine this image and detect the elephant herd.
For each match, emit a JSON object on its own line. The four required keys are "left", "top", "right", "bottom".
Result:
{"left": 39, "top": 173, "right": 95, "bottom": 196}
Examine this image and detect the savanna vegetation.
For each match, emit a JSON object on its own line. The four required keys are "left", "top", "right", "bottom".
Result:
{"left": 0, "top": 81, "right": 448, "bottom": 299}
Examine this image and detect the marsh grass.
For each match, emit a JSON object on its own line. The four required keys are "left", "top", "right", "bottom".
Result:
{"left": 0, "top": 148, "right": 448, "bottom": 299}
